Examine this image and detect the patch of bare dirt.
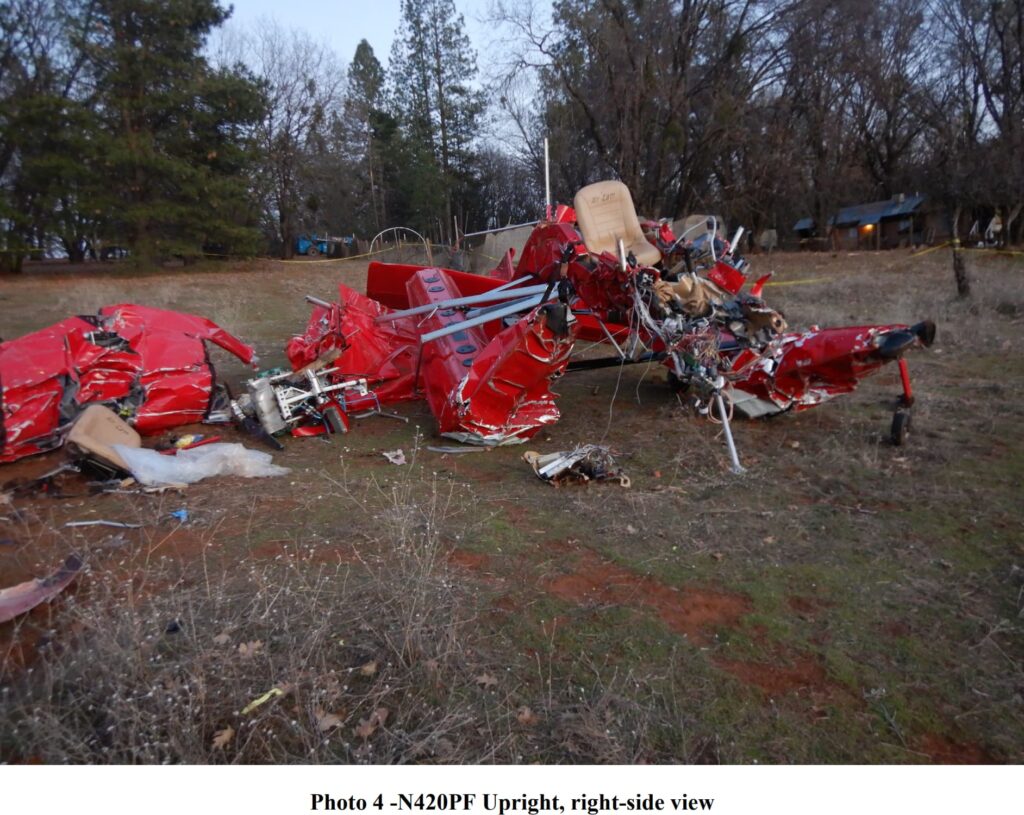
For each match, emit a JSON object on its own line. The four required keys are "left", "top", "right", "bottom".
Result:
{"left": 542, "top": 546, "right": 751, "bottom": 643}
{"left": 787, "top": 595, "right": 833, "bottom": 618}
{"left": 449, "top": 549, "right": 489, "bottom": 570}
{"left": 917, "top": 732, "right": 994, "bottom": 764}
{"left": 713, "top": 653, "right": 843, "bottom": 701}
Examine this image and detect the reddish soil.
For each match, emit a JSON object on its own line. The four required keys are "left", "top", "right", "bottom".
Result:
{"left": 494, "top": 500, "right": 532, "bottom": 529}
{"left": 917, "top": 732, "right": 994, "bottom": 764}
{"left": 542, "top": 547, "right": 751, "bottom": 643}
{"left": 787, "top": 595, "right": 833, "bottom": 617}
{"left": 714, "top": 654, "right": 841, "bottom": 700}
{"left": 449, "top": 548, "right": 490, "bottom": 570}
{"left": 250, "top": 539, "right": 355, "bottom": 565}
{"left": 881, "top": 620, "right": 913, "bottom": 638}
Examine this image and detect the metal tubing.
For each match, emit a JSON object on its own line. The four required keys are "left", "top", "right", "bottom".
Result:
{"left": 305, "top": 295, "right": 332, "bottom": 308}
{"left": 419, "top": 294, "right": 549, "bottom": 344}
{"left": 715, "top": 391, "right": 745, "bottom": 474}
{"left": 460, "top": 222, "right": 540, "bottom": 240}
{"left": 544, "top": 137, "right": 551, "bottom": 220}
{"left": 375, "top": 284, "right": 549, "bottom": 323}
{"left": 730, "top": 226, "right": 745, "bottom": 252}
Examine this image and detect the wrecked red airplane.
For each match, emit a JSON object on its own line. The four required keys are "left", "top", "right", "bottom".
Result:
{"left": 0, "top": 305, "right": 255, "bottom": 463}
{"left": 285, "top": 180, "right": 935, "bottom": 469}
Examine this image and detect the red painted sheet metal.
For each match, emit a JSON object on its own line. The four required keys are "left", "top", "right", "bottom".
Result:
{"left": 726, "top": 324, "right": 917, "bottom": 411}
{"left": 286, "top": 283, "right": 420, "bottom": 408}
{"left": 405, "top": 268, "right": 490, "bottom": 423}
{"left": 367, "top": 262, "right": 507, "bottom": 310}
{"left": 0, "top": 305, "right": 254, "bottom": 463}
{"left": 436, "top": 304, "right": 577, "bottom": 444}
{"left": 406, "top": 267, "right": 577, "bottom": 444}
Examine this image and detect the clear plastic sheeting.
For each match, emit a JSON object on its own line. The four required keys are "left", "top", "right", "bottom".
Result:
{"left": 111, "top": 443, "right": 290, "bottom": 486}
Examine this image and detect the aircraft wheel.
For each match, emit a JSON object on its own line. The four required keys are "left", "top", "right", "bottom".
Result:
{"left": 323, "top": 406, "right": 346, "bottom": 434}
{"left": 307, "top": 245, "right": 319, "bottom": 257}
{"left": 890, "top": 407, "right": 912, "bottom": 446}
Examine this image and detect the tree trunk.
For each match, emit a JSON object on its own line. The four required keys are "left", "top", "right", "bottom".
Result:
{"left": 950, "top": 205, "right": 970, "bottom": 298}
{"left": 1002, "top": 203, "right": 1021, "bottom": 248}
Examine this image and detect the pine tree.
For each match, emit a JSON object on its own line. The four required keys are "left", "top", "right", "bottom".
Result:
{"left": 388, "top": 0, "right": 484, "bottom": 241}
{"left": 344, "top": 39, "right": 388, "bottom": 234}
{"left": 84, "top": 0, "right": 264, "bottom": 262}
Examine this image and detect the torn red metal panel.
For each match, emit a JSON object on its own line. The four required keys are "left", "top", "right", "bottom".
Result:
{"left": 367, "top": 261, "right": 510, "bottom": 311}
{"left": 0, "top": 554, "right": 83, "bottom": 623}
{"left": 286, "top": 284, "right": 420, "bottom": 408}
{"left": 725, "top": 322, "right": 936, "bottom": 414}
{"left": 406, "top": 268, "right": 577, "bottom": 444}
{"left": 436, "top": 305, "right": 577, "bottom": 444}
{"left": 0, "top": 306, "right": 254, "bottom": 463}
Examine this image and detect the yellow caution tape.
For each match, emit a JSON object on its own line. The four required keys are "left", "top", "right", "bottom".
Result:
{"left": 763, "top": 275, "right": 834, "bottom": 288}
{"left": 909, "top": 241, "right": 951, "bottom": 257}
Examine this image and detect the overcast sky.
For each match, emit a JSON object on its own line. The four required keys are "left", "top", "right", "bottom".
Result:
{"left": 224, "top": 0, "right": 497, "bottom": 71}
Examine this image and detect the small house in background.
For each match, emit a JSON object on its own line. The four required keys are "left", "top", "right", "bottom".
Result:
{"left": 793, "top": 194, "right": 934, "bottom": 250}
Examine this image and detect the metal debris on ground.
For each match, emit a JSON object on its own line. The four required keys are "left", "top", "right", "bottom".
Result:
{"left": 0, "top": 553, "right": 84, "bottom": 623}
{"left": 523, "top": 445, "right": 630, "bottom": 487}
{"left": 65, "top": 520, "right": 143, "bottom": 529}
{"left": 233, "top": 362, "right": 371, "bottom": 441}
{"left": 382, "top": 449, "right": 407, "bottom": 465}
{"left": 426, "top": 445, "right": 487, "bottom": 454}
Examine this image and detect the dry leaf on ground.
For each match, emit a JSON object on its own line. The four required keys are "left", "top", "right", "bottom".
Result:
{"left": 354, "top": 707, "right": 389, "bottom": 739}
{"left": 359, "top": 660, "right": 378, "bottom": 677}
{"left": 237, "top": 640, "right": 263, "bottom": 659}
{"left": 516, "top": 706, "right": 539, "bottom": 726}
{"left": 212, "top": 632, "right": 231, "bottom": 646}
{"left": 475, "top": 672, "right": 498, "bottom": 689}
{"left": 315, "top": 707, "right": 345, "bottom": 732}
{"left": 211, "top": 726, "right": 234, "bottom": 749}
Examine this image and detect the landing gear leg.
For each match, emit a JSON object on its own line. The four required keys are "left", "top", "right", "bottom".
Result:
{"left": 890, "top": 358, "right": 914, "bottom": 446}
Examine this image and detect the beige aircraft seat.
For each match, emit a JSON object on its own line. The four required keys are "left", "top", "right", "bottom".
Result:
{"left": 573, "top": 180, "right": 662, "bottom": 267}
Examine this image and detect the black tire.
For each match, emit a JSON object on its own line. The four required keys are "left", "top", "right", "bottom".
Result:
{"left": 890, "top": 408, "right": 911, "bottom": 446}
{"left": 323, "top": 405, "right": 346, "bottom": 434}
{"left": 307, "top": 244, "right": 319, "bottom": 257}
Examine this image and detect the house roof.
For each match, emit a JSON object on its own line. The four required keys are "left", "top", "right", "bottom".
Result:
{"left": 793, "top": 195, "right": 927, "bottom": 232}
{"left": 831, "top": 195, "right": 927, "bottom": 227}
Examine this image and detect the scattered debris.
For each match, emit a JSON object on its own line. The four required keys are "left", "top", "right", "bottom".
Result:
{"left": 67, "top": 405, "right": 140, "bottom": 477}
{"left": 234, "top": 363, "right": 370, "bottom": 440}
{"left": 0, "top": 553, "right": 84, "bottom": 623}
{"left": 0, "top": 304, "right": 255, "bottom": 463}
{"left": 427, "top": 445, "right": 486, "bottom": 454}
{"left": 240, "top": 686, "right": 286, "bottom": 715}
{"left": 523, "top": 445, "right": 630, "bottom": 487}
{"left": 65, "top": 520, "right": 143, "bottom": 529}
{"left": 2, "top": 463, "right": 82, "bottom": 499}
{"left": 111, "top": 443, "right": 289, "bottom": 486}
{"left": 165, "top": 509, "right": 189, "bottom": 523}
{"left": 382, "top": 449, "right": 406, "bottom": 465}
